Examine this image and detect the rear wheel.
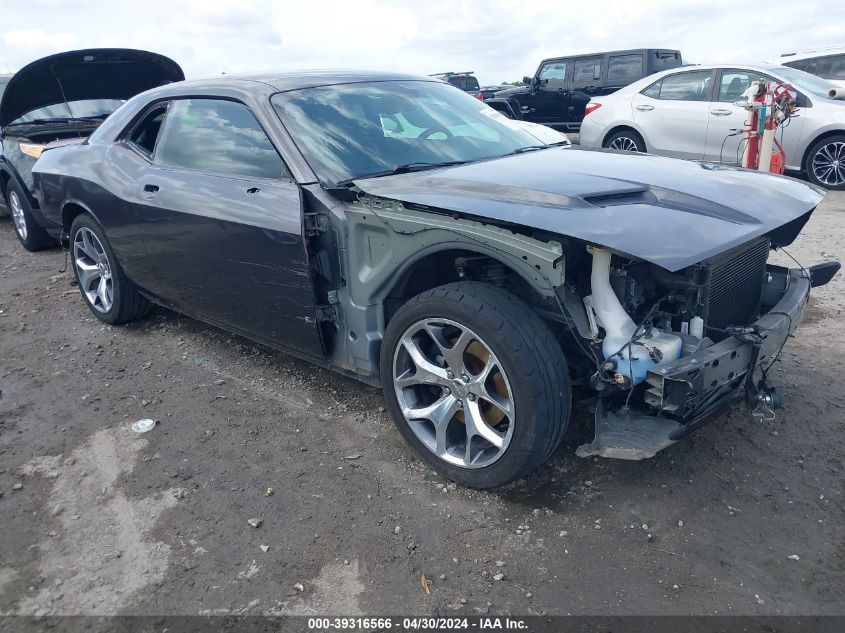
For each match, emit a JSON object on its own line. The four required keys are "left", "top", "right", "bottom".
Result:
{"left": 69, "top": 214, "right": 151, "bottom": 324}
{"left": 806, "top": 134, "right": 845, "bottom": 190}
{"left": 7, "top": 179, "right": 55, "bottom": 251}
{"left": 603, "top": 129, "right": 646, "bottom": 153}
{"left": 381, "top": 282, "right": 571, "bottom": 488}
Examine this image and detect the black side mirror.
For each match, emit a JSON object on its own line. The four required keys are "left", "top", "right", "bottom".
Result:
{"left": 523, "top": 75, "right": 533, "bottom": 86}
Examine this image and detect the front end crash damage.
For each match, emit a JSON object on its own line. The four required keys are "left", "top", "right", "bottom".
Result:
{"left": 576, "top": 265, "right": 821, "bottom": 460}
{"left": 342, "top": 168, "right": 839, "bottom": 462}
{"left": 326, "top": 195, "right": 567, "bottom": 381}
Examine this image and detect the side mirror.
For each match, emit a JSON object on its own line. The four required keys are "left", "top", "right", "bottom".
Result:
{"left": 523, "top": 76, "right": 533, "bottom": 86}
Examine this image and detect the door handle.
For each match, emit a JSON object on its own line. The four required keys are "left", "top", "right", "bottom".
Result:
{"left": 246, "top": 187, "right": 261, "bottom": 196}
{"left": 710, "top": 108, "right": 733, "bottom": 116}
{"left": 635, "top": 104, "right": 654, "bottom": 111}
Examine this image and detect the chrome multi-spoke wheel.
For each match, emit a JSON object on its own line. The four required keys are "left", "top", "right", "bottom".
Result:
{"left": 73, "top": 226, "right": 114, "bottom": 313}
{"left": 811, "top": 141, "right": 845, "bottom": 187}
{"left": 9, "top": 190, "right": 27, "bottom": 240}
{"left": 382, "top": 282, "right": 571, "bottom": 488}
{"left": 608, "top": 136, "right": 640, "bottom": 152}
{"left": 393, "top": 318, "right": 515, "bottom": 469}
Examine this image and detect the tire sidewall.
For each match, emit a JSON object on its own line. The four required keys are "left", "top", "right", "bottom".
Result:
{"left": 69, "top": 214, "right": 127, "bottom": 324}
{"left": 381, "top": 288, "right": 565, "bottom": 488}
{"left": 806, "top": 135, "right": 845, "bottom": 190}
{"left": 6, "top": 179, "right": 43, "bottom": 250}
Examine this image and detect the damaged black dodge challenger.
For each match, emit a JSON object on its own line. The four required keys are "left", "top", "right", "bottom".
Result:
{"left": 31, "top": 71, "right": 839, "bottom": 488}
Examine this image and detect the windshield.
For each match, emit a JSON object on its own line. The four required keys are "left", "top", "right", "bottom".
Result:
{"left": 10, "top": 98, "right": 124, "bottom": 125}
{"left": 770, "top": 66, "right": 839, "bottom": 98}
{"left": 271, "top": 80, "right": 539, "bottom": 185}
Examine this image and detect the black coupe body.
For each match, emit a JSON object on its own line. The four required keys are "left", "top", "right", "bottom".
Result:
{"left": 31, "top": 71, "right": 838, "bottom": 488}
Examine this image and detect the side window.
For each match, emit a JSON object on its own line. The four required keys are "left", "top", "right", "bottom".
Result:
{"left": 717, "top": 71, "right": 767, "bottom": 102}
{"left": 608, "top": 54, "right": 644, "bottom": 83}
{"left": 812, "top": 54, "right": 845, "bottom": 80}
{"left": 653, "top": 71, "right": 713, "bottom": 101}
{"left": 572, "top": 58, "right": 601, "bottom": 85}
{"left": 641, "top": 80, "right": 662, "bottom": 99}
{"left": 127, "top": 104, "right": 168, "bottom": 156}
{"left": 783, "top": 59, "right": 808, "bottom": 71}
{"left": 156, "top": 99, "right": 284, "bottom": 179}
{"left": 538, "top": 62, "right": 567, "bottom": 84}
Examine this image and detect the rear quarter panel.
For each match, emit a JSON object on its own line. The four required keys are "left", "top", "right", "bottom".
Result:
{"left": 33, "top": 143, "right": 149, "bottom": 279}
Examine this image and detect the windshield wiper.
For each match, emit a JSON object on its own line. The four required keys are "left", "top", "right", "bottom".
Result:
{"left": 6, "top": 116, "right": 104, "bottom": 128}
{"left": 504, "top": 140, "right": 570, "bottom": 156}
{"left": 333, "top": 160, "right": 470, "bottom": 188}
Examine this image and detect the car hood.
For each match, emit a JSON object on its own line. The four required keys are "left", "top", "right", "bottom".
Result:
{"left": 353, "top": 147, "right": 825, "bottom": 271}
{"left": 0, "top": 48, "right": 184, "bottom": 127}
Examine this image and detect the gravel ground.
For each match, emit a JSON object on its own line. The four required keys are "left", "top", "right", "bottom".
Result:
{"left": 0, "top": 189, "right": 842, "bottom": 618}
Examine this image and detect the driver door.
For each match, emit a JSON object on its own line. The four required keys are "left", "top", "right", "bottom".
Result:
{"left": 128, "top": 97, "right": 324, "bottom": 358}
{"left": 532, "top": 60, "right": 569, "bottom": 124}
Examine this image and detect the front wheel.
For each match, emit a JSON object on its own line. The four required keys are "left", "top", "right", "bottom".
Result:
{"left": 381, "top": 282, "right": 571, "bottom": 488}
{"left": 805, "top": 135, "right": 845, "bottom": 190}
{"left": 603, "top": 129, "right": 646, "bottom": 153}
{"left": 69, "top": 214, "right": 151, "bottom": 324}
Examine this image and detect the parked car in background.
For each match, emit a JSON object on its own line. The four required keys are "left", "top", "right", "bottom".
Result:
{"left": 32, "top": 71, "right": 836, "bottom": 488}
{"left": 0, "top": 48, "right": 183, "bottom": 250}
{"left": 479, "top": 85, "right": 507, "bottom": 101}
{"left": 485, "top": 49, "right": 682, "bottom": 128}
{"left": 430, "top": 71, "right": 482, "bottom": 99}
{"left": 778, "top": 48, "right": 845, "bottom": 88}
{"left": 0, "top": 73, "right": 12, "bottom": 217}
{"left": 579, "top": 63, "right": 845, "bottom": 189}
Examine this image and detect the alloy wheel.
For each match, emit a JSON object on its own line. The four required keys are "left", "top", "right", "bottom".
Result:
{"left": 73, "top": 227, "right": 114, "bottom": 313}
{"left": 392, "top": 318, "right": 515, "bottom": 469}
{"left": 812, "top": 141, "right": 845, "bottom": 187}
{"left": 608, "top": 136, "right": 641, "bottom": 152}
{"left": 9, "top": 191, "right": 27, "bottom": 240}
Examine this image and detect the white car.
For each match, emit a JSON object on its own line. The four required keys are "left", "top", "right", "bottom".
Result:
{"left": 778, "top": 48, "right": 845, "bottom": 89}
{"left": 579, "top": 63, "right": 845, "bottom": 189}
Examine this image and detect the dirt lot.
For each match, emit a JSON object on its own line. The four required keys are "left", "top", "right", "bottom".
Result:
{"left": 0, "top": 189, "right": 843, "bottom": 618}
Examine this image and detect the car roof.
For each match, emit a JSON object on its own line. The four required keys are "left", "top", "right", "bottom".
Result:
{"left": 541, "top": 48, "right": 680, "bottom": 63}
{"left": 628, "top": 62, "right": 792, "bottom": 83}
{"left": 189, "top": 69, "right": 439, "bottom": 93}
{"left": 778, "top": 48, "right": 845, "bottom": 62}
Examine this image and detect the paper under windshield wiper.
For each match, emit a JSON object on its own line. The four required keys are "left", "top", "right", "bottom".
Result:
{"left": 334, "top": 160, "right": 470, "bottom": 187}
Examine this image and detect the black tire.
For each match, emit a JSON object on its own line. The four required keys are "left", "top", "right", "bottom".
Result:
{"left": 69, "top": 214, "right": 151, "bottom": 324}
{"left": 603, "top": 129, "right": 646, "bottom": 153}
{"left": 804, "top": 134, "right": 845, "bottom": 190}
{"left": 6, "top": 178, "right": 55, "bottom": 251}
{"left": 380, "top": 282, "right": 571, "bottom": 488}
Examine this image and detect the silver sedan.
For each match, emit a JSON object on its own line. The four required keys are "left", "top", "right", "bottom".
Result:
{"left": 579, "top": 63, "right": 845, "bottom": 189}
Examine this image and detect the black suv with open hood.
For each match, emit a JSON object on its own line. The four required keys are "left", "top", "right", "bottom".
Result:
{"left": 0, "top": 48, "right": 183, "bottom": 250}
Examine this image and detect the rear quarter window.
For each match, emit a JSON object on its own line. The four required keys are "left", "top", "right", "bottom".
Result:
{"left": 607, "top": 54, "right": 644, "bottom": 83}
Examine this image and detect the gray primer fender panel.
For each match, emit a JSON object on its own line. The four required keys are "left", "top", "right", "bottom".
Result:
{"left": 333, "top": 196, "right": 565, "bottom": 382}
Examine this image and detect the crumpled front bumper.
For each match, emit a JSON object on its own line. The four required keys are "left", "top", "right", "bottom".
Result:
{"left": 644, "top": 266, "right": 810, "bottom": 430}
{"left": 577, "top": 265, "right": 822, "bottom": 461}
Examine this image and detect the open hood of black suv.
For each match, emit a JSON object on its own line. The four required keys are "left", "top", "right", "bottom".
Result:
{"left": 353, "top": 147, "right": 825, "bottom": 272}
{"left": 0, "top": 48, "right": 184, "bottom": 127}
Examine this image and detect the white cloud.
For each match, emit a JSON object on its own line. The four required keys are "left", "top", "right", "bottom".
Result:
{"left": 0, "top": 0, "right": 843, "bottom": 84}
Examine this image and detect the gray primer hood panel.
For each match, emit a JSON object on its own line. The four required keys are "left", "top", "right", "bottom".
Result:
{"left": 354, "top": 147, "right": 824, "bottom": 271}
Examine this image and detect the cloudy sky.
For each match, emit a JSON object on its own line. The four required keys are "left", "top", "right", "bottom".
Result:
{"left": 1, "top": 0, "right": 843, "bottom": 84}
